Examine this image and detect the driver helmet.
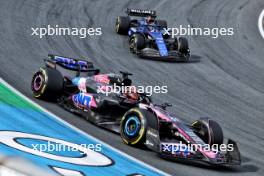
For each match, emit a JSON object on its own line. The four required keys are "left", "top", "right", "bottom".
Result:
{"left": 146, "top": 15, "right": 155, "bottom": 24}
{"left": 124, "top": 86, "right": 139, "bottom": 100}
{"left": 127, "top": 92, "right": 139, "bottom": 100}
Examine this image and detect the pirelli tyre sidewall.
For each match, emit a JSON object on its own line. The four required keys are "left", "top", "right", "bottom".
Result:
{"left": 31, "top": 67, "right": 63, "bottom": 100}
{"left": 120, "top": 108, "right": 148, "bottom": 146}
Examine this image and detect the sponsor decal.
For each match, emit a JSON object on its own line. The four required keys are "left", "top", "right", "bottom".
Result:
{"left": 145, "top": 140, "right": 154, "bottom": 147}
{"left": 72, "top": 93, "right": 92, "bottom": 108}
{"left": 146, "top": 129, "right": 158, "bottom": 138}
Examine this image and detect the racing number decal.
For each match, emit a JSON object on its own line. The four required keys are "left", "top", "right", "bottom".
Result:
{"left": 0, "top": 131, "right": 113, "bottom": 176}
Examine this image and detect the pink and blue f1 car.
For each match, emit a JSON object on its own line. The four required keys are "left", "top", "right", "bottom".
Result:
{"left": 31, "top": 55, "right": 240, "bottom": 166}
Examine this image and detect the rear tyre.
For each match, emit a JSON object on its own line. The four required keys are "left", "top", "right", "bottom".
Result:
{"left": 178, "top": 37, "right": 189, "bottom": 55}
{"left": 31, "top": 67, "right": 64, "bottom": 100}
{"left": 116, "top": 16, "right": 130, "bottom": 35}
{"left": 120, "top": 108, "right": 151, "bottom": 146}
{"left": 191, "top": 118, "right": 224, "bottom": 146}
{"left": 156, "top": 20, "right": 167, "bottom": 29}
{"left": 129, "top": 34, "right": 146, "bottom": 53}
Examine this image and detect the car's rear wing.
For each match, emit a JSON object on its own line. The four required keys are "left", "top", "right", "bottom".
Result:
{"left": 45, "top": 54, "right": 100, "bottom": 76}
{"left": 126, "top": 8, "right": 156, "bottom": 17}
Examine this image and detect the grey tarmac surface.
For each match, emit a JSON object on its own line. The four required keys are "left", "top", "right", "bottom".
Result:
{"left": 0, "top": 0, "right": 263, "bottom": 175}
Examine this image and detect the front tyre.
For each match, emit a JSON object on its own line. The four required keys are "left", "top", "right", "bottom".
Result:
{"left": 168, "top": 38, "right": 178, "bottom": 51}
{"left": 178, "top": 37, "right": 189, "bottom": 55}
{"left": 191, "top": 118, "right": 224, "bottom": 146}
{"left": 31, "top": 67, "right": 64, "bottom": 100}
{"left": 129, "top": 34, "right": 146, "bottom": 53}
{"left": 120, "top": 108, "right": 149, "bottom": 146}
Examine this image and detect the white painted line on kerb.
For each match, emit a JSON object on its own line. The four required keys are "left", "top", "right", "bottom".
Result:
{"left": 258, "top": 9, "right": 264, "bottom": 39}
{"left": 0, "top": 78, "right": 171, "bottom": 176}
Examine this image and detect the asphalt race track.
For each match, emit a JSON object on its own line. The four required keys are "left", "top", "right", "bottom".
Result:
{"left": 0, "top": 0, "right": 264, "bottom": 175}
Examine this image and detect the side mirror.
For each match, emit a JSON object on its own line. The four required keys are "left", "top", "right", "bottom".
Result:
{"left": 155, "top": 102, "right": 172, "bottom": 110}
{"left": 120, "top": 71, "right": 133, "bottom": 79}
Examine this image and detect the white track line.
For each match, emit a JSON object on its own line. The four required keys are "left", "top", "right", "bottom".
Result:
{"left": 0, "top": 78, "right": 171, "bottom": 176}
{"left": 258, "top": 9, "right": 264, "bottom": 39}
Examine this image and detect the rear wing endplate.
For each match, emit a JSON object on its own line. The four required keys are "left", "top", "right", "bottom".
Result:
{"left": 126, "top": 8, "right": 156, "bottom": 17}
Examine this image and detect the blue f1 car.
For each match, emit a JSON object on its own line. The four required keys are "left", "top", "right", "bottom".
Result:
{"left": 116, "top": 9, "right": 190, "bottom": 62}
